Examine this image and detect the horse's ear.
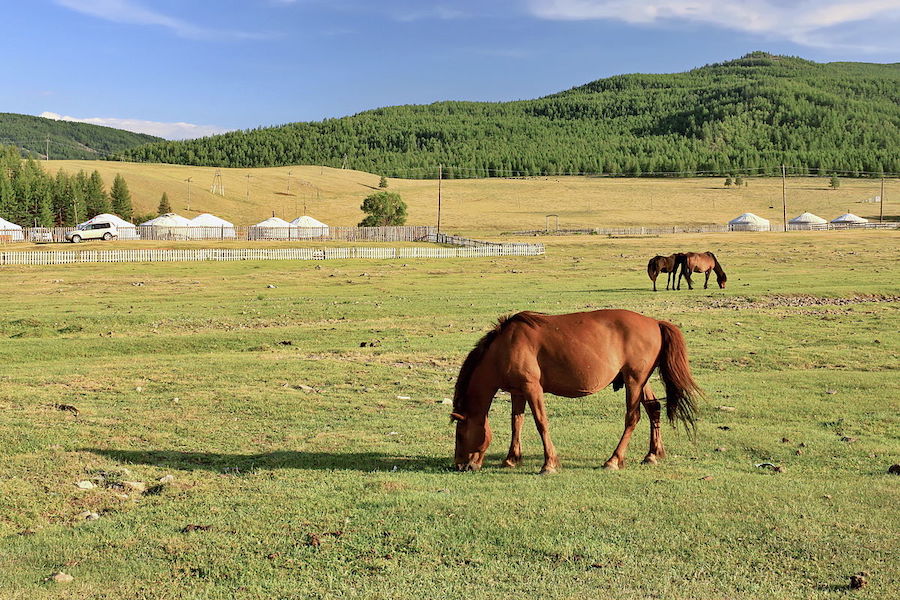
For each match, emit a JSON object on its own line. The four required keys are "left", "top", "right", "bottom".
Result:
{"left": 449, "top": 412, "right": 466, "bottom": 423}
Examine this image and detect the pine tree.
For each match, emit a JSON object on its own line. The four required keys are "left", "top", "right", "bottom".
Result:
{"left": 0, "top": 169, "right": 14, "bottom": 220}
{"left": 724, "top": 176, "right": 733, "bottom": 187}
{"left": 157, "top": 192, "right": 172, "bottom": 215}
{"left": 829, "top": 174, "right": 840, "bottom": 189}
{"left": 84, "top": 170, "right": 110, "bottom": 217}
{"left": 378, "top": 176, "right": 388, "bottom": 188}
{"left": 110, "top": 174, "right": 133, "bottom": 220}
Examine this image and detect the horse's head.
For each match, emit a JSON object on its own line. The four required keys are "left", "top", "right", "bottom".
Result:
{"left": 450, "top": 412, "right": 492, "bottom": 471}
{"left": 716, "top": 272, "right": 727, "bottom": 288}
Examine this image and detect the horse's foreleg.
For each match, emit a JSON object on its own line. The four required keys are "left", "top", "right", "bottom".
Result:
{"left": 704, "top": 270, "right": 711, "bottom": 289}
{"left": 502, "top": 395, "right": 526, "bottom": 468}
{"left": 604, "top": 380, "right": 642, "bottom": 470}
{"left": 524, "top": 384, "right": 559, "bottom": 474}
{"left": 666, "top": 270, "right": 674, "bottom": 290}
{"left": 640, "top": 385, "right": 665, "bottom": 464}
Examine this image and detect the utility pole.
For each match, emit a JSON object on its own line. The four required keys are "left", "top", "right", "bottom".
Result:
{"left": 880, "top": 176, "right": 885, "bottom": 222}
{"left": 437, "top": 164, "right": 443, "bottom": 234}
{"left": 45, "top": 137, "right": 50, "bottom": 161}
{"left": 211, "top": 169, "right": 225, "bottom": 195}
{"left": 781, "top": 164, "right": 787, "bottom": 232}
{"left": 286, "top": 170, "right": 293, "bottom": 194}
{"left": 245, "top": 173, "right": 252, "bottom": 202}
{"left": 184, "top": 177, "right": 192, "bottom": 211}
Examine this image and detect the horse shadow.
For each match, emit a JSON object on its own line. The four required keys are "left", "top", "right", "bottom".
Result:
{"left": 84, "top": 448, "right": 449, "bottom": 474}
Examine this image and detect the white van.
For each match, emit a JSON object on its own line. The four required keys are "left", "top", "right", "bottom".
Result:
{"left": 66, "top": 222, "right": 118, "bottom": 243}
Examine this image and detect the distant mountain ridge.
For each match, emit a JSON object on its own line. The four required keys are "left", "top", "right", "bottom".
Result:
{"left": 117, "top": 52, "right": 900, "bottom": 178}
{"left": 0, "top": 113, "right": 162, "bottom": 160}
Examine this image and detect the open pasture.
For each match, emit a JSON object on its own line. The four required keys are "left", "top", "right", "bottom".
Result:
{"left": 45, "top": 160, "right": 896, "bottom": 233}
{"left": 0, "top": 230, "right": 898, "bottom": 599}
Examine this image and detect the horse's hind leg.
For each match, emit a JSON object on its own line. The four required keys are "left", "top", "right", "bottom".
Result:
{"left": 704, "top": 270, "right": 711, "bottom": 289}
{"left": 640, "top": 385, "right": 666, "bottom": 464}
{"left": 523, "top": 383, "right": 560, "bottom": 474}
{"left": 501, "top": 395, "right": 526, "bottom": 468}
{"left": 603, "top": 378, "right": 642, "bottom": 470}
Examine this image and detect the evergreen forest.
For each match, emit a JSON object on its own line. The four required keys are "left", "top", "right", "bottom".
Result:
{"left": 115, "top": 53, "right": 900, "bottom": 179}
{"left": 0, "top": 113, "right": 162, "bottom": 160}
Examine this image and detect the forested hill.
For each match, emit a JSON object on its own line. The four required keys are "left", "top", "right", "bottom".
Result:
{"left": 0, "top": 113, "right": 162, "bottom": 160}
{"left": 117, "top": 53, "right": 900, "bottom": 178}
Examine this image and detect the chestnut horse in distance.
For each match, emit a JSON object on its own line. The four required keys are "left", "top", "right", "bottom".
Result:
{"left": 647, "top": 253, "right": 684, "bottom": 291}
{"left": 677, "top": 252, "right": 727, "bottom": 290}
{"left": 450, "top": 310, "right": 701, "bottom": 474}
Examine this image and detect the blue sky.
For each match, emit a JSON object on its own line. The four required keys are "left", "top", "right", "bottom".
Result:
{"left": 3, "top": 0, "right": 898, "bottom": 139}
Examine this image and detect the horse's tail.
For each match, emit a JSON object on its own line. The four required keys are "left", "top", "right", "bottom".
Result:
{"left": 647, "top": 257, "right": 658, "bottom": 278}
{"left": 657, "top": 320, "right": 702, "bottom": 433}
{"left": 708, "top": 252, "right": 727, "bottom": 285}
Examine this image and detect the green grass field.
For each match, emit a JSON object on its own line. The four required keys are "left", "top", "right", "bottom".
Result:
{"left": 1, "top": 230, "right": 898, "bottom": 599}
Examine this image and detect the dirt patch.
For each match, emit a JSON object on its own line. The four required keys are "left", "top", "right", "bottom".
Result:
{"left": 709, "top": 293, "right": 899, "bottom": 310}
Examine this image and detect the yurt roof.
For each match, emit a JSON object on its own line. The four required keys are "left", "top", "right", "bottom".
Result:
{"left": 0, "top": 217, "right": 23, "bottom": 229}
{"left": 831, "top": 213, "right": 868, "bottom": 223}
{"left": 789, "top": 212, "right": 827, "bottom": 224}
{"left": 290, "top": 215, "right": 328, "bottom": 228}
{"left": 80, "top": 213, "right": 137, "bottom": 228}
{"left": 252, "top": 216, "right": 293, "bottom": 227}
{"left": 728, "top": 212, "right": 770, "bottom": 225}
{"left": 190, "top": 213, "right": 234, "bottom": 227}
{"left": 141, "top": 213, "right": 192, "bottom": 227}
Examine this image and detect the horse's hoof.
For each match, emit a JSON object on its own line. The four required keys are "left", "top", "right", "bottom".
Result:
{"left": 539, "top": 466, "right": 558, "bottom": 475}
{"left": 602, "top": 460, "right": 620, "bottom": 471}
{"left": 501, "top": 458, "right": 521, "bottom": 468}
{"left": 642, "top": 454, "right": 659, "bottom": 465}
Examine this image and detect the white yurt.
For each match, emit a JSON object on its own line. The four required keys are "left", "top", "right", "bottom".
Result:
{"left": 728, "top": 212, "right": 771, "bottom": 231}
{"left": 249, "top": 216, "right": 295, "bottom": 240}
{"left": 831, "top": 213, "right": 868, "bottom": 224}
{"left": 788, "top": 212, "right": 828, "bottom": 230}
{"left": 0, "top": 217, "right": 24, "bottom": 242}
{"left": 79, "top": 213, "right": 141, "bottom": 239}
{"left": 140, "top": 213, "right": 193, "bottom": 239}
{"left": 189, "top": 213, "right": 237, "bottom": 239}
{"left": 290, "top": 215, "right": 329, "bottom": 239}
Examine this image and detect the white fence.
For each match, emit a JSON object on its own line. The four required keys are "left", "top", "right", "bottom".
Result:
{"left": 0, "top": 244, "right": 545, "bottom": 266}
{"left": 0, "top": 225, "right": 436, "bottom": 244}
{"left": 508, "top": 222, "right": 899, "bottom": 236}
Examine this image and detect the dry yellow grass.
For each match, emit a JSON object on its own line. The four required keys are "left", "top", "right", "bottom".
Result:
{"left": 46, "top": 160, "right": 895, "bottom": 233}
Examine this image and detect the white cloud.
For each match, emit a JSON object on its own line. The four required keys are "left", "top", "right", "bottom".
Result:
{"left": 55, "top": 0, "right": 271, "bottom": 40}
{"left": 526, "top": 0, "right": 900, "bottom": 50}
{"left": 40, "top": 112, "right": 231, "bottom": 140}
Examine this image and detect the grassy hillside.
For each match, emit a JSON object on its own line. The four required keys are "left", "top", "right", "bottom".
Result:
{"left": 0, "top": 113, "right": 161, "bottom": 160}
{"left": 1, "top": 231, "right": 897, "bottom": 598}
{"left": 46, "top": 160, "right": 896, "bottom": 231}
{"left": 116, "top": 53, "right": 900, "bottom": 178}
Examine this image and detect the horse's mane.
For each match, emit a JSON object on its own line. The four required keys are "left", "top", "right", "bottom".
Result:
{"left": 452, "top": 312, "right": 546, "bottom": 414}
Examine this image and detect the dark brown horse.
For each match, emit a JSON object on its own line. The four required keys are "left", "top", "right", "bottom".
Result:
{"left": 450, "top": 310, "right": 701, "bottom": 474}
{"left": 677, "top": 252, "right": 727, "bottom": 290}
{"left": 647, "top": 253, "right": 684, "bottom": 291}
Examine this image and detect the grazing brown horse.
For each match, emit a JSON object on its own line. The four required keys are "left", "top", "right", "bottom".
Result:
{"left": 647, "top": 253, "right": 684, "bottom": 291}
{"left": 677, "top": 252, "right": 727, "bottom": 290}
{"left": 450, "top": 310, "right": 701, "bottom": 474}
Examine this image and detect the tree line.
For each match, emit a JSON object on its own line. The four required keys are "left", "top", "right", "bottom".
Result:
{"left": 0, "top": 146, "right": 133, "bottom": 227}
{"left": 115, "top": 53, "right": 900, "bottom": 179}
